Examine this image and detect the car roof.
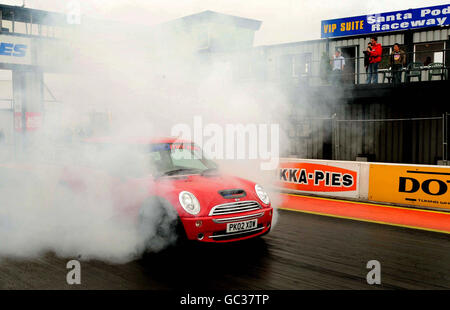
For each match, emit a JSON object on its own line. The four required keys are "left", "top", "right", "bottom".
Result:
{"left": 83, "top": 136, "right": 194, "bottom": 145}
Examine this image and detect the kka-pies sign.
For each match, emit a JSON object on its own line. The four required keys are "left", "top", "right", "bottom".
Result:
{"left": 321, "top": 4, "right": 450, "bottom": 38}
{"left": 277, "top": 159, "right": 361, "bottom": 199}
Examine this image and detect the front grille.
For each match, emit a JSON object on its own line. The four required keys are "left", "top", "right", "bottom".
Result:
{"left": 213, "top": 212, "right": 264, "bottom": 224}
{"left": 209, "top": 200, "right": 261, "bottom": 216}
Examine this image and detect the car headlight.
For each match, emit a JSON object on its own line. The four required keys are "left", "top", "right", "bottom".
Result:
{"left": 255, "top": 184, "right": 270, "bottom": 205}
{"left": 179, "top": 191, "right": 201, "bottom": 215}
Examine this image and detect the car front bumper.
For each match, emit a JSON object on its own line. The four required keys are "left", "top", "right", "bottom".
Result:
{"left": 180, "top": 207, "right": 273, "bottom": 243}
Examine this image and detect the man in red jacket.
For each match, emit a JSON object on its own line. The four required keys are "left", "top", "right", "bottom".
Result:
{"left": 367, "top": 36, "right": 382, "bottom": 84}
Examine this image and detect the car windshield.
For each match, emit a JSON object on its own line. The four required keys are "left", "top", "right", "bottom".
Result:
{"left": 76, "top": 141, "right": 217, "bottom": 178}
{"left": 147, "top": 143, "right": 217, "bottom": 176}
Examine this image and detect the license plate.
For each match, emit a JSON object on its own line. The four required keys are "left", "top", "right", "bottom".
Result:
{"left": 226, "top": 219, "right": 258, "bottom": 233}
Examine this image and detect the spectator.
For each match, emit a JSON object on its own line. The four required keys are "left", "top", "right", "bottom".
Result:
{"left": 424, "top": 56, "right": 432, "bottom": 66}
{"left": 330, "top": 49, "right": 345, "bottom": 85}
{"left": 367, "top": 36, "right": 382, "bottom": 84}
{"left": 363, "top": 42, "right": 371, "bottom": 83}
{"left": 389, "top": 43, "right": 406, "bottom": 84}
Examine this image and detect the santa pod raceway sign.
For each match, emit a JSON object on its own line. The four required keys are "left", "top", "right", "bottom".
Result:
{"left": 278, "top": 160, "right": 359, "bottom": 198}
{"left": 321, "top": 4, "right": 450, "bottom": 38}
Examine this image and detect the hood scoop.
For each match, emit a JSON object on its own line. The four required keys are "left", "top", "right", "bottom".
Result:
{"left": 219, "top": 189, "right": 247, "bottom": 199}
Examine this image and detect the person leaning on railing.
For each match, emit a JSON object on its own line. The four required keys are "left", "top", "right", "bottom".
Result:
{"left": 389, "top": 43, "right": 406, "bottom": 85}
{"left": 330, "top": 49, "right": 345, "bottom": 85}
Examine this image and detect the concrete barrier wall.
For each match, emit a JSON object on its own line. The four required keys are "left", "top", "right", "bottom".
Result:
{"left": 278, "top": 158, "right": 450, "bottom": 210}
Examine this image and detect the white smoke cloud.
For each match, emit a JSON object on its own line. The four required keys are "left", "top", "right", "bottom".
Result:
{"left": 0, "top": 1, "right": 290, "bottom": 262}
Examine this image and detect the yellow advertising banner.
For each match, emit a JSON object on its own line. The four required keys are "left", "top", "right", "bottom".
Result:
{"left": 369, "top": 164, "right": 450, "bottom": 209}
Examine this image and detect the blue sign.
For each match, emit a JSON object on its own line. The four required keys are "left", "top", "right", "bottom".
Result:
{"left": 0, "top": 42, "right": 27, "bottom": 57}
{"left": 321, "top": 4, "right": 450, "bottom": 38}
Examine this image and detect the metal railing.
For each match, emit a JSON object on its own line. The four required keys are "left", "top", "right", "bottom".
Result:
{"left": 280, "top": 48, "right": 449, "bottom": 87}
{"left": 284, "top": 113, "right": 449, "bottom": 165}
{"left": 333, "top": 115, "right": 448, "bottom": 165}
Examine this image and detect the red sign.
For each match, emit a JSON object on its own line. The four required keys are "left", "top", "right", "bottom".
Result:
{"left": 278, "top": 162, "right": 357, "bottom": 192}
{"left": 14, "top": 112, "right": 42, "bottom": 132}
{"left": 25, "top": 112, "right": 42, "bottom": 131}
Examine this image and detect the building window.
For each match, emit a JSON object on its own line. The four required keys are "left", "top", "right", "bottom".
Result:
{"left": 293, "top": 53, "right": 312, "bottom": 78}
{"left": 280, "top": 53, "right": 312, "bottom": 79}
{"left": 414, "top": 42, "right": 445, "bottom": 65}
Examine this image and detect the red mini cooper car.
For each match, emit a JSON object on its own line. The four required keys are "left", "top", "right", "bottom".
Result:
{"left": 72, "top": 137, "right": 274, "bottom": 244}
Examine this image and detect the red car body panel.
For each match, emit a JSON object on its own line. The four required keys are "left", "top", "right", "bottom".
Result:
{"left": 145, "top": 174, "right": 273, "bottom": 242}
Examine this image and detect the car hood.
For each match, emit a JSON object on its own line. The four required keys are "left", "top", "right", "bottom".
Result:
{"left": 153, "top": 173, "right": 264, "bottom": 217}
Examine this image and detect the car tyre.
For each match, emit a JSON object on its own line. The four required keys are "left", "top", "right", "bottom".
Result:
{"left": 138, "top": 197, "right": 187, "bottom": 254}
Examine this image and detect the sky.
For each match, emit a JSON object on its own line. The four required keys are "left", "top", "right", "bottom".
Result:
{"left": 2, "top": 0, "right": 450, "bottom": 45}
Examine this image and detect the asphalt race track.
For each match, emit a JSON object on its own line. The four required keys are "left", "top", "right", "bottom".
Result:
{"left": 1, "top": 209, "right": 450, "bottom": 290}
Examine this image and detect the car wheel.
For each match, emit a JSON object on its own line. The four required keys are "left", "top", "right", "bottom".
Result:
{"left": 138, "top": 197, "right": 186, "bottom": 253}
